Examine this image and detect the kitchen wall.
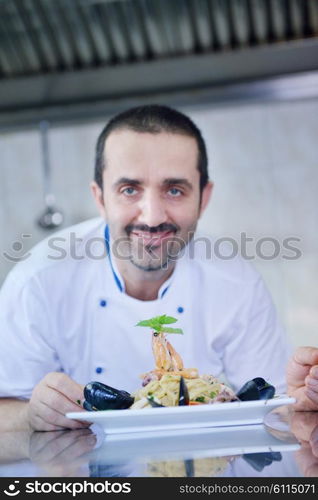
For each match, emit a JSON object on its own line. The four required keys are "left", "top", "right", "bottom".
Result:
{"left": 0, "top": 97, "right": 317, "bottom": 348}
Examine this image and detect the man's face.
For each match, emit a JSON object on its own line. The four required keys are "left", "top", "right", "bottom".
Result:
{"left": 93, "top": 129, "right": 212, "bottom": 272}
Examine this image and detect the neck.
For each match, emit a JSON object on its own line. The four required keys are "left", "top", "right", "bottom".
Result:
{"left": 114, "top": 258, "right": 176, "bottom": 301}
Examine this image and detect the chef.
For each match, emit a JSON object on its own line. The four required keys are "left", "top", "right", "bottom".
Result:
{"left": 0, "top": 105, "right": 317, "bottom": 431}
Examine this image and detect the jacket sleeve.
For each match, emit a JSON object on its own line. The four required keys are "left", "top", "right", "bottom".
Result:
{"left": 221, "top": 276, "right": 292, "bottom": 395}
{"left": 0, "top": 272, "right": 61, "bottom": 399}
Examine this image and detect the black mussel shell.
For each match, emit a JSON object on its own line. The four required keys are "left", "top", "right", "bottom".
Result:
{"left": 258, "top": 385, "right": 275, "bottom": 400}
{"left": 243, "top": 452, "right": 282, "bottom": 472}
{"left": 84, "top": 381, "right": 134, "bottom": 410}
{"left": 83, "top": 400, "right": 97, "bottom": 412}
{"left": 252, "top": 377, "right": 276, "bottom": 399}
{"left": 252, "top": 377, "right": 267, "bottom": 390}
{"left": 252, "top": 377, "right": 275, "bottom": 397}
{"left": 236, "top": 380, "right": 260, "bottom": 401}
{"left": 236, "top": 378, "right": 276, "bottom": 401}
{"left": 179, "top": 376, "right": 190, "bottom": 406}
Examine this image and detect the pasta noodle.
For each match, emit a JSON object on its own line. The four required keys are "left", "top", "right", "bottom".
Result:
{"left": 147, "top": 457, "right": 230, "bottom": 477}
{"left": 131, "top": 373, "right": 237, "bottom": 409}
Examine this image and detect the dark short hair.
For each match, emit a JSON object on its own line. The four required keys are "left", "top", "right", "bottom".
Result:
{"left": 94, "top": 104, "right": 209, "bottom": 195}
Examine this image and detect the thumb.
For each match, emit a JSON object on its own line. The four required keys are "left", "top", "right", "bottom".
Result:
{"left": 287, "top": 347, "right": 318, "bottom": 388}
{"left": 294, "top": 346, "right": 318, "bottom": 367}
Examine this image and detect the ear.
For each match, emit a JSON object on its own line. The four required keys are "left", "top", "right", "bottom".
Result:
{"left": 199, "top": 181, "right": 213, "bottom": 217}
{"left": 90, "top": 181, "right": 107, "bottom": 219}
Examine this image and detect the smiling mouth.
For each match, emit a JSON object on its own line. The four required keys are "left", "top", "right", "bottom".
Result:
{"left": 131, "top": 230, "right": 175, "bottom": 246}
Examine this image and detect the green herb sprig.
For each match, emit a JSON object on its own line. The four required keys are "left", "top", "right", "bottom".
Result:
{"left": 136, "top": 314, "right": 183, "bottom": 334}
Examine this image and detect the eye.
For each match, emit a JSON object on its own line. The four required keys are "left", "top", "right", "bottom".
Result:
{"left": 122, "top": 187, "right": 138, "bottom": 196}
{"left": 168, "top": 187, "right": 182, "bottom": 197}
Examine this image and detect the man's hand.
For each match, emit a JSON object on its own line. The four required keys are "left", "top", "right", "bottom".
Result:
{"left": 28, "top": 372, "right": 91, "bottom": 431}
{"left": 289, "top": 411, "right": 318, "bottom": 476}
{"left": 287, "top": 347, "right": 318, "bottom": 411}
{"left": 29, "top": 428, "right": 97, "bottom": 476}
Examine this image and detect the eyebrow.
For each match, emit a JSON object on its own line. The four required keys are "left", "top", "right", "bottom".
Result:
{"left": 162, "top": 178, "right": 193, "bottom": 190}
{"left": 113, "top": 178, "right": 142, "bottom": 189}
{"left": 113, "top": 177, "right": 193, "bottom": 190}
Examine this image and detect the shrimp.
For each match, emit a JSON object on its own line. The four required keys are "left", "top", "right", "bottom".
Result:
{"left": 143, "top": 332, "right": 198, "bottom": 384}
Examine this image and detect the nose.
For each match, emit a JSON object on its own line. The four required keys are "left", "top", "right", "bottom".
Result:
{"left": 137, "top": 192, "right": 168, "bottom": 228}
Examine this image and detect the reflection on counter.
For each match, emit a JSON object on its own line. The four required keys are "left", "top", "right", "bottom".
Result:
{"left": 1, "top": 409, "right": 318, "bottom": 478}
{"left": 146, "top": 457, "right": 230, "bottom": 477}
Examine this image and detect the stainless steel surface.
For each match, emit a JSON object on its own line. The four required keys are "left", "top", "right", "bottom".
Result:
{"left": 0, "top": 0, "right": 318, "bottom": 129}
{"left": 1, "top": 408, "right": 317, "bottom": 477}
{"left": 1, "top": 0, "right": 317, "bottom": 76}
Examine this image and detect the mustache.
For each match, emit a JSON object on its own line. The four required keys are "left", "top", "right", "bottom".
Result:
{"left": 125, "top": 223, "right": 179, "bottom": 235}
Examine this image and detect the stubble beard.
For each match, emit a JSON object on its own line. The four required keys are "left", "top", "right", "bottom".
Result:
{"left": 128, "top": 228, "right": 197, "bottom": 272}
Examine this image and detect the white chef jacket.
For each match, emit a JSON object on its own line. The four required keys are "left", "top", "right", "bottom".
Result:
{"left": 0, "top": 217, "right": 291, "bottom": 398}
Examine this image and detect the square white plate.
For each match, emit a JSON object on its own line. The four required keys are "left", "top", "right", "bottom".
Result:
{"left": 66, "top": 395, "right": 296, "bottom": 434}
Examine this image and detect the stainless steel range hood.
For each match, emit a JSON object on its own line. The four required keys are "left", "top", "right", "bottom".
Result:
{"left": 0, "top": 0, "right": 317, "bottom": 129}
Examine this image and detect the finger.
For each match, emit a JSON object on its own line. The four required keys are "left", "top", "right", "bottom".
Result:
{"left": 31, "top": 428, "right": 93, "bottom": 452}
{"left": 31, "top": 413, "right": 67, "bottom": 432}
{"left": 305, "top": 375, "right": 318, "bottom": 393}
{"left": 291, "top": 411, "right": 318, "bottom": 433}
{"left": 310, "top": 426, "right": 318, "bottom": 458}
{"left": 31, "top": 431, "right": 76, "bottom": 462}
{"left": 287, "top": 364, "right": 310, "bottom": 389}
{"left": 30, "top": 429, "right": 69, "bottom": 456}
{"left": 294, "top": 347, "right": 318, "bottom": 367}
{"left": 306, "top": 465, "right": 318, "bottom": 477}
{"left": 50, "top": 433, "right": 97, "bottom": 464}
{"left": 41, "top": 387, "right": 91, "bottom": 423}
{"left": 32, "top": 429, "right": 94, "bottom": 463}
{"left": 45, "top": 373, "right": 84, "bottom": 405}
{"left": 295, "top": 448, "right": 318, "bottom": 477}
{"left": 289, "top": 412, "right": 316, "bottom": 441}
{"left": 287, "top": 349, "right": 316, "bottom": 388}
{"left": 39, "top": 401, "right": 91, "bottom": 430}
{"left": 309, "top": 365, "right": 318, "bottom": 380}
{"left": 304, "top": 388, "right": 318, "bottom": 407}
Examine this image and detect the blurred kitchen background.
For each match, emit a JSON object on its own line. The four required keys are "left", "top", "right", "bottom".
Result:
{"left": 0, "top": 0, "right": 317, "bottom": 348}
